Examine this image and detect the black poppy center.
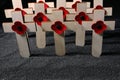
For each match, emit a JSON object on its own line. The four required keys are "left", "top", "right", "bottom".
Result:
{"left": 38, "top": 17, "right": 43, "bottom": 22}
{"left": 96, "top": 24, "right": 102, "bottom": 29}
{"left": 80, "top": 15, "right": 85, "bottom": 20}
{"left": 56, "top": 25, "right": 62, "bottom": 30}
{"left": 17, "top": 26, "right": 23, "bottom": 31}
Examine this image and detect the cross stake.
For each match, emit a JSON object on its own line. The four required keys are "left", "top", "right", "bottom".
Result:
{"left": 82, "top": 10, "right": 115, "bottom": 57}
{"left": 2, "top": 11, "right": 36, "bottom": 58}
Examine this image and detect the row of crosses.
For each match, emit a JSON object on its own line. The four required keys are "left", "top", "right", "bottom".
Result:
{"left": 2, "top": 0, "right": 115, "bottom": 58}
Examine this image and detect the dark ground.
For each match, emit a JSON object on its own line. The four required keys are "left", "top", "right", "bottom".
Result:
{"left": 0, "top": 0, "right": 120, "bottom": 80}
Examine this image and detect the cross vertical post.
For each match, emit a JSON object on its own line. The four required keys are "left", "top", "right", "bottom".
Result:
{"left": 35, "top": 3, "right": 46, "bottom": 48}
{"left": 52, "top": 10, "right": 66, "bottom": 56}
{"left": 41, "top": 10, "right": 66, "bottom": 56}
{"left": 66, "top": 3, "right": 90, "bottom": 46}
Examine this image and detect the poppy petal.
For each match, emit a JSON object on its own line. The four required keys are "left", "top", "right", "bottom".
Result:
{"left": 33, "top": 12, "right": 49, "bottom": 26}
{"left": 93, "top": 5, "right": 107, "bottom": 14}
{"left": 51, "top": 21, "right": 67, "bottom": 34}
{"left": 12, "top": 21, "right": 27, "bottom": 35}
{"left": 72, "top": 1, "right": 81, "bottom": 11}
{"left": 75, "top": 12, "right": 89, "bottom": 24}
{"left": 59, "top": 7, "right": 69, "bottom": 19}
{"left": 92, "top": 21, "right": 107, "bottom": 34}
{"left": 38, "top": 1, "right": 49, "bottom": 10}
{"left": 15, "top": 8, "right": 27, "bottom": 16}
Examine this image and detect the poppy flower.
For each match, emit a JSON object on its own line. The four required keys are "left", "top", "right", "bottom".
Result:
{"left": 93, "top": 5, "right": 107, "bottom": 14}
{"left": 33, "top": 12, "right": 49, "bottom": 26}
{"left": 75, "top": 12, "right": 89, "bottom": 24}
{"left": 15, "top": 8, "right": 27, "bottom": 16}
{"left": 72, "top": 1, "right": 81, "bottom": 11}
{"left": 51, "top": 21, "right": 67, "bottom": 34}
{"left": 59, "top": 7, "right": 69, "bottom": 20}
{"left": 12, "top": 21, "right": 27, "bottom": 35}
{"left": 38, "top": 1, "right": 49, "bottom": 10}
{"left": 92, "top": 21, "right": 107, "bottom": 34}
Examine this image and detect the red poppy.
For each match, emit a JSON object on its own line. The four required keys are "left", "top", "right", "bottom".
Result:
{"left": 93, "top": 5, "right": 107, "bottom": 14}
{"left": 15, "top": 8, "right": 27, "bottom": 16}
{"left": 75, "top": 12, "right": 89, "bottom": 24}
{"left": 51, "top": 21, "right": 67, "bottom": 34}
{"left": 92, "top": 21, "right": 107, "bottom": 34}
{"left": 59, "top": 7, "right": 69, "bottom": 20}
{"left": 72, "top": 1, "right": 81, "bottom": 11}
{"left": 12, "top": 21, "right": 27, "bottom": 35}
{"left": 33, "top": 12, "right": 49, "bottom": 26}
{"left": 38, "top": 1, "right": 49, "bottom": 10}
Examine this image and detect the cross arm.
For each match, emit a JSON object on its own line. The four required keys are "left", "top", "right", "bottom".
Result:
{"left": 66, "top": 13, "right": 93, "bottom": 21}
{"left": 63, "top": 21, "right": 80, "bottom": 31}
{"left": 104, "top": 7, "right": 112, "bottom": 16}
{"left": 2, "top": 23, "right": 13, "bottom": 32}
{"left": 87, "top": 7, "right": 112, "bottom": 16}
{"left": 2, "top": 22, "right": 36, "bottom": 33}
{"left": 42, "top": 21, "right": 81, "bottom": 32}
{"left": 82, "top": 20, "right": 115, "bottom": 31}
{"left": 24, "top": 13, "right": 53, "bottom": 22}
{"left": 28, "top": 2, "right": 54, "bottom": 11}
{"left": 66, "top": 1, "right": 90, "bottom": 8}
{"left": 5, "top": 8, "right": 33, "bottom": 18}
{"left": 24, "top": 14, "right": 35, "bottom": 22}
{"left": 105, "top": 21, "right": 115, "bottom": 30}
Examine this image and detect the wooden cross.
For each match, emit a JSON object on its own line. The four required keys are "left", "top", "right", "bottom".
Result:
{"left": 28, "top": 0, "right": 54, "bottom": 13}
{"left": 41, "top": 10, "right": 66, "bottom": 56}
{"left": 87, "top": 0, "right": 112, "bottom": 16}
{"left": 66, "top": 2, "right": 94, "bottom": 46}
{"left": 5, "top": 0, "right": 33, "bottom": 18}
{"left": 2, "top": 11, "right": 36, "bottom": 58}
{"left": 82, "top": 10, "right": 115, "bottom": 57}
{"left": 25, "top": 3, "right": 52, "bottom": 48}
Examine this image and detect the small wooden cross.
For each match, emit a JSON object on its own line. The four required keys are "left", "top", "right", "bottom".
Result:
{"left": 25, "top": 3, "right": 52, "bottom": 48}
{"left": 82, "top": 10, "right": 115, "bottom": 57}
{"left": 66, "top": 2, "right": 94, "bottom": 46}
{"left": 41, "top": 10, "right": 66, "bottom": 56}
{"left": 2, "top": 11, "right": 36, "bottom": 58}
{"left": 5, "top": 0, "right": 33, "bottom": 18}
{"left": 87, "top": 0, "right": 112, "bottom": 16}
